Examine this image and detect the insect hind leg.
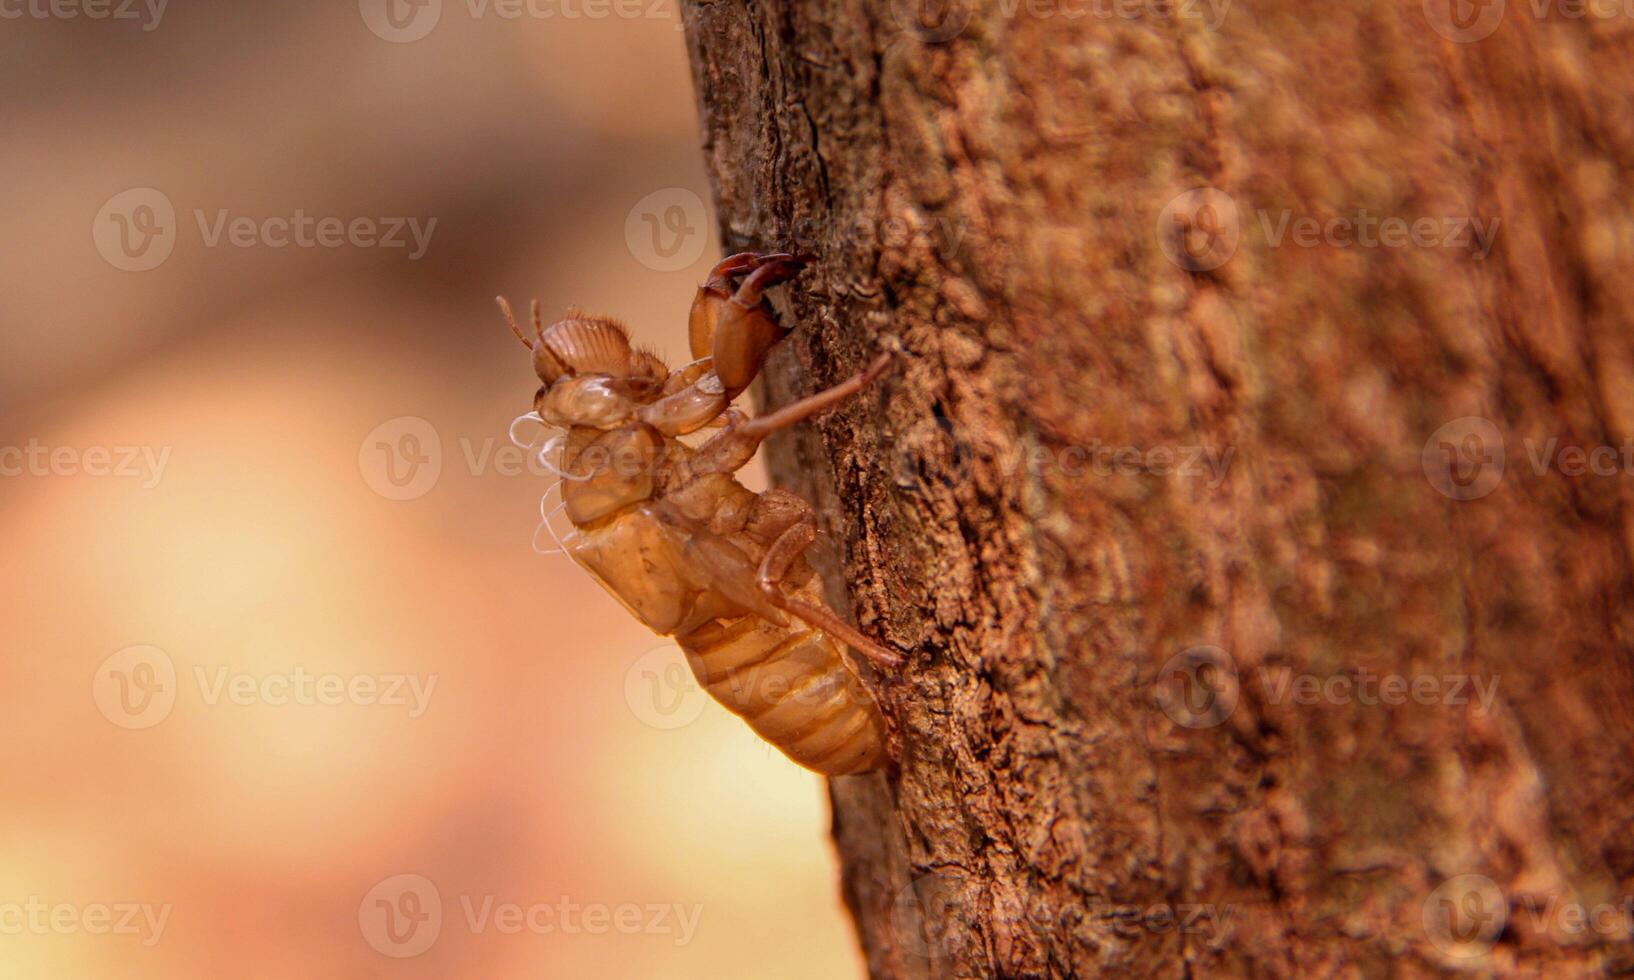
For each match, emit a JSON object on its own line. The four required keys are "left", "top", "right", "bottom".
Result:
{"left": 755, "top": 507, "right": 902, "bottom": 672}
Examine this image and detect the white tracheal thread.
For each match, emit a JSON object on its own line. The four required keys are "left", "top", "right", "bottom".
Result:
{"left": 509, "top": 411, "right": 595, "bottom": 482}
{"left": 509, "top": 411, "right": 581, "bottom": 557}
{"left": 532, "top": 483, "right": 577, "bottom": 556}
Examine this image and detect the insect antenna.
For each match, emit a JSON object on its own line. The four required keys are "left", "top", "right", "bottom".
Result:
{"left": 495, "top": 296, "right": 533, "bottom": 350}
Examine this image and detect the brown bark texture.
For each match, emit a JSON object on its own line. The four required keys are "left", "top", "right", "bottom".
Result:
{"left": 680, "top": 1, "right": 1634, "bottom": 976}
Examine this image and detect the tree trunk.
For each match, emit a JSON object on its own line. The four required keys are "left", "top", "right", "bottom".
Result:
{"left": 680, "top": 2, "right": 1634, "bottom": 976}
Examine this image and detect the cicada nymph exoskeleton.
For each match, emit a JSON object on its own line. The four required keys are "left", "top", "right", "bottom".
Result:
{"left": 498, "top": 253, "right": 899, "bottom": 775}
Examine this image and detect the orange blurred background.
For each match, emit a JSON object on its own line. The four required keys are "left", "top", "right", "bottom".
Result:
{"left": 0, "top": 2, "right": 864, "bottom": 976}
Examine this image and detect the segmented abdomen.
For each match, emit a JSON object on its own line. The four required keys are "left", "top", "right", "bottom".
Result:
{"left": 677, "top": 613, "right": 887, "bottom": 776}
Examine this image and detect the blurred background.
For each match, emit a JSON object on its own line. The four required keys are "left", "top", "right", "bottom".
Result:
{"left": 0, "top": 1, "right": 865, "bottom": 976}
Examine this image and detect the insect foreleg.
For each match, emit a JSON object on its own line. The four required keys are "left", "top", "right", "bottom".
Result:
{"left": 679, "top": 350, "right": 897, "bottom": 482}
{"left": 698, "top": 256, "right": 808, "bottom": 393}
{"left": 736, "top": 350, "right": 894, "bottom": 442}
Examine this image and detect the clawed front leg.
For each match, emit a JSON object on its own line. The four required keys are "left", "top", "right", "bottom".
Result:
{"left": 689, "top": 350, "right": 896, "bottom": 478}
{"left": 689, "top": 252, "right": 807, "bottom": 393}
{"left": 737, "top": 350, "right": 894, "bottom": 442}
{"left": 756, "top": 511, "right": 903, "bottom": 672}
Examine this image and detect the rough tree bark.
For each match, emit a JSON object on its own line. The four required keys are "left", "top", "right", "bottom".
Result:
{"left": 680, "top": 2, "right": 1634, "bottom": 976}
